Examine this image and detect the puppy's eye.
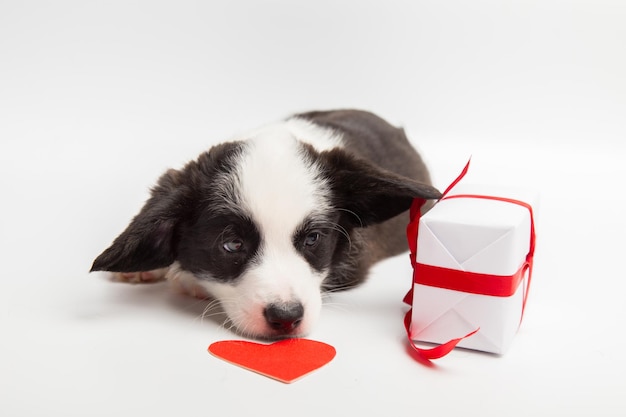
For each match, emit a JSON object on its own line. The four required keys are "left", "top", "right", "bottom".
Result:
{"left": 223, "top": 239, "right": 243, "bottom": 253}
{"left": 304, "top": 231, "right": 320, "bottom": 247}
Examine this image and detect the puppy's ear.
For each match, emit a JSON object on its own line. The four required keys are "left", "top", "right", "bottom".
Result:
{"left": 90, "top": 141, "right": 246, "bottom": 273}
{"left": 320, "top": 149, "right": 441, "bottom": 227}
{"left": 90, "top": 169, "right": 188, "bottom": 273}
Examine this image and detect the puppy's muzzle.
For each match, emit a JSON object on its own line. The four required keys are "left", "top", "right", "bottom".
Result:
{"left": 263, "top": 301, "right": 304, "bottom": 333}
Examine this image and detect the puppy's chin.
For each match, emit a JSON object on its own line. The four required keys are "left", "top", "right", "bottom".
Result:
{"left": 233, "top": 319, "right": 311, "bottom": 341}
{"left": 221, "top": 298, "right": 321, "bottom": 341}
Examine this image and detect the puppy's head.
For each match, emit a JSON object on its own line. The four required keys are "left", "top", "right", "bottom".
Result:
{"left": 91, "top": 129, "right": 440, "bottom": 339}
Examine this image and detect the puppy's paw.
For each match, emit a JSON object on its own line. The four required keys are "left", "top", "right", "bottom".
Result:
{"left": 112, "top": 268, "right": 168, "bottom": 284}
{"left": 167, "top": 268, "right": 210, "bottom": 300}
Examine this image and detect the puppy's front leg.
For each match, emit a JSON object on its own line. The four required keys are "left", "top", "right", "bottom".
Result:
{"left": 112, "top": 268, "right": 169, "bottom": 284}
{"left": 165, "top": 264, "right": 210, "bottom": 299}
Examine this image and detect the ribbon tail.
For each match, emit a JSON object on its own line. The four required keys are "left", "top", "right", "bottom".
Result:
{"left": 519, "top": 259, "right": 534, "bottom": 325}
{"left": 409, "top": 328, "right": 480, "bottom": 360}
{"left": 403, "top": 288, "right": 413, "bottom": 306}
{"left": 404, "top": 309, "right": 479, "bottom": 360}
{"left": 441, "top": 158, "right": 471, "bottom": 197}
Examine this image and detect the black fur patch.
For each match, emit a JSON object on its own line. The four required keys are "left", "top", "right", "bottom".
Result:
{"left": 292, "top": 213, "right": 342, "bottom": 273}
{"left": 178, "top": 212, "right": 261, "bottom": 282}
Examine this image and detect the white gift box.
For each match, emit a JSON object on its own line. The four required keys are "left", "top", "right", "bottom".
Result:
{"left": 409, "top": 183, "right": 538, "bottom": 355}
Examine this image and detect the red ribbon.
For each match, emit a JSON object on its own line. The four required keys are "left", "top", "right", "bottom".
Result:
{"left": 414, "top": 262, "right": 526, "bottom": 297}
{"left": 403, "top": 160, "right": 536, "bottom": 361}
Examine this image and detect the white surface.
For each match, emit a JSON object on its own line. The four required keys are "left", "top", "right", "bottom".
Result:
{"left": 1, "top": 1, "right": 625, "bottom": 416}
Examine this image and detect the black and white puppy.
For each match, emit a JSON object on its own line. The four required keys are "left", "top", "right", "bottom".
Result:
{"left": 91, "top": 109, "right": 441, "bottom": 339}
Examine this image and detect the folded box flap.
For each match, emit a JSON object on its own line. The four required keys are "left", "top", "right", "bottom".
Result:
{"left": 418, "top": 216, "right": 511, "bottom": 269}
{"left": 410, "top": 285, "right": 470, "bottom": 331}
{"left": 411, "top": 285, "right": 517, "bottom": 353}
{"left": 415, "top": 221, "right": 464, "bottom": 270}
{"left": 461, "top": 221, "right": 529, "bottom": 275}
{"left": 418, "top": 192, "right": 533, "bottom": 276}
{"left": 412, "top": 307, "right": 502, "bottom": 353}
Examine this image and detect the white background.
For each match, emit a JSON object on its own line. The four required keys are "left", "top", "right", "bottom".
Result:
{"left": 1, "top": 1, "right": 625, "bottom": 416}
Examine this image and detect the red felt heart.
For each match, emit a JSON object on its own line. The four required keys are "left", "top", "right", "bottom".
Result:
{"left": 208, "top": 339, "right": 336, "bottom": 383}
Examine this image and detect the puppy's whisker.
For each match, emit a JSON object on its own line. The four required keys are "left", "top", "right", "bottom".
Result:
{"left": 322, "top": 282, "right": 362, "bottom": 294}
{"left": 201, "top": 298, "right": 221, "bottom": 311}
{"left": 321, "top": 301, "right": 353, "bottom": 314}
{"left": 318, "top": 223, "right": 352, "bottom": 250}
{"left": 197, "top": 299, "right": 225, "bottom": 325}
{"left": 337, "top": 208, "right": 363, "bottom": 228}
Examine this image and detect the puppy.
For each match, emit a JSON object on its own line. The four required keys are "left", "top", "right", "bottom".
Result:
{"left": 90, "top": 109, "right": 441, "bottom": 339}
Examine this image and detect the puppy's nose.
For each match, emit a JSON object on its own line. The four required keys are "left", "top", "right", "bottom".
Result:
{"left": 263, "top": 302, "right": 304, "bottom": 333}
